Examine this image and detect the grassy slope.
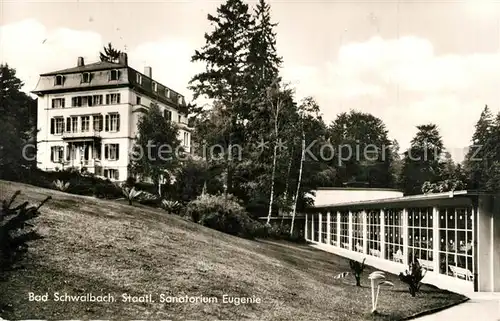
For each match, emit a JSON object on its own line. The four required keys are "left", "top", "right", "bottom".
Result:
{"left": 0, "top": 180, "right": 466, "bottom": 321}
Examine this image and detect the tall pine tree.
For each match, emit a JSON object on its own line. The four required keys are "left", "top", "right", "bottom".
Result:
{"left": 400, "top": 124, "right": 444, "bottom": 195}
{"left": 99, "top": 42, "right": 122, "bottom": 63}
{"left": 189, "top": 0, "right": 253, "bottom": 196}
{"left": 463, "top": 105, "right": 493, "bottom": 190}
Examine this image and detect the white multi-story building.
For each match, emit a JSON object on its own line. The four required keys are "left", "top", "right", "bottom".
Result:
{"left": 32, "top": 53, "right": 191, "bottom": 181}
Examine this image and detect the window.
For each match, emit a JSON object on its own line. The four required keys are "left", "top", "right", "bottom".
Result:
{"left": 109, "top": 69, "right": 119, "bottom": 81}
{"left": 65, "top": 116, "right": 78, "bottom": 133}
{"left": 163, "top": 110, "right": 172, "bottom": 121}
{"left": 110, "top": 114, "right": 120, "bottom": 132}
{"left": 384, "top": 209, "right": 404, "bottom": 263}
{"left": 54, "top": 75, "right": 64, "bottom": 86}
{"left": 339, "top": 211, "right": 349, "bottom": 249}
{"left": 136, "top": 73, "right": 142, "bottom": 84}
{"left": 352, "top": 211, "right": 364, "bottom": 253}
{"left": 51, "top": 98, "right": 65, "bottom": 108}
{"left": 178, "top": 115, "right": 181, "bottom": 123}
{"left": 183, "top": 132, "right": 189, "bottom": 146}
{"left": 81, "top": 116, "right": 90, "bottom": 132}
{"left": 104, "top": 144, "right": 119, "bottom": 160}
{"left": 152, "top": 82, "right": 157, "bottom": 92}
{"left": 106, "top": 93, "right": 121, "bottom": 104}
{"left": 81, "top": 72, "right": 91, "bottom": 83}
{"left": 408, "top": 208, "right": 434, "bottom": 269}
{"left": 92, "top": 95, "right": 103, "bottom": 106}
{"left": 321, "top": 213, "right": 328, "bottom": 244}
{"left": 71, "top": 117, "right": 78, "bottom": 132}
{"left": 93, "top": 115, "right": 103, "bottom": 132}
{"left": 367, "top": 210, "right": 381, "bottom": 257}
{"left": 72, "top": 96, "right": 82, "bottom": 107}
{"left": 50, "top": 117, "right": 64, "bottom": 135}
{"left": 165, "top": 89, "right": 171, "bottom": 98}
{"left": 103, "top": 168, "right": 119, "bottom": 180}
{"left": 66, "top": 145, "right": 76, "bottom": 161}
{"left": 438, "top": 207, "right": 474, "bottom": 281}
{"left": 136, "top": 96, "right": 141, "bottom": 105}
{"left": 105, "top": 114, "right": 120, "bottom": 132}
{"left": 312, "top": 214, "right": 319, "bottom": 242}
{"left": 330, "top": 212, "right": 338, "bottom": 246}
{"left": 50, "top": 146, "right": 64, "bottom": 162}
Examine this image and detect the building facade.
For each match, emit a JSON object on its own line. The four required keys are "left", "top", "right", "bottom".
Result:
{"left": 305, "top": 189, "right": 500, "bottom": 295}
{"left": 32, "top": 53, "right": 191, "bottom": 181}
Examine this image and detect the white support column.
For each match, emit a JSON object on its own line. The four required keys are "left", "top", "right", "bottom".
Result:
{"left": 349, "top": 211, "right": 353, "bottom": 251}
{"left": 305, "top": 214, "right": 308, "bottom": 241}
{"left": 380, "top": 209, "right": 386, "bottom": 260}
{"left": 402, "top": 208, "right": 409, "bottom": 267}
{"left": 362, "top": 210, "right": 368, "bottom": 254}
{"left": 327, "top": 211, "right": 331, "bottom": 245}
{"left": 432, "top": 206, "right": 440, "bottom": 272}
{"left": 319, "top": 213, "right": 322, "bottom": 244}
{"left": 311, "top": 214, "right": 314, "bottom": 242}
{"left": 337, "top": 211, "right": 341, "bottom": 246}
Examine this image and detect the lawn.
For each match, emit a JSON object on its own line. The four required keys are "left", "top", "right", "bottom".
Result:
{"left": 0, "top": 179, "right": 467, "bottom": 320}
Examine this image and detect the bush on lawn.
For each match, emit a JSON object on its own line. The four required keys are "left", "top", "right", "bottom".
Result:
{"left": 161, "top": 199, "right": 183, "bottom": 214}
{"left": 186, "top": 194, "right": 254, "bottom": 238}
{"left": 0, "top": 191, "right": 50, "bottom": 273}
{"left": 399, "top": 260, "right": 427, "bottom": 297}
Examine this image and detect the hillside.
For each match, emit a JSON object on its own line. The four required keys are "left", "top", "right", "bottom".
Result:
{"left": 0, "top": 180, "right": 466, "bottom": 320}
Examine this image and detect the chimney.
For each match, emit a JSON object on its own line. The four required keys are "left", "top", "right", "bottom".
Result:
{"left": 77, "top": 57, "right": 84, "bottom": 67}
{"left": 118, "top": 52, "right": 128, "bottom": 65}
{"left": 144, "top": 66, "right": 152, "bottom": 78}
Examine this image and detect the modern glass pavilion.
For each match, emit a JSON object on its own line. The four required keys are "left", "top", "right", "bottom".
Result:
{"left": 305, "top": 190, "right": 500, "bottom": 295}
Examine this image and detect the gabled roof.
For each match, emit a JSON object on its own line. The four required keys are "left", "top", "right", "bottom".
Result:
{"left": 40, "top": 61, "right": 126, "bottom": 76}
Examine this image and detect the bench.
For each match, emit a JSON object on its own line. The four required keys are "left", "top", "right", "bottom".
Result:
{"left": 369, "top": 249, "right": 381, "bottom": 257}
{"left": 355, "top": 244, "right": 363, "bottom": 253}
{"left": 393, "top": 251, "right": 404, "bottom": 263}
{"left": 342, "top": 242, "right": 350, "bottom": 249}
{"left": 418, "top": 258, "right": 434, "bottom": 271}
{"left": 449, "top": 265, "right": 474, "bottom": 281}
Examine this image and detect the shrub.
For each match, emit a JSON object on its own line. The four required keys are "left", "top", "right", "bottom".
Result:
{"left": 186, "top": 194, "right": 253, "bottom": 238}
{"left": 52, "top": 179, "right": 70, "bottom": 191}
{"left": 0, "top": 191, "right": 50, "bottom": 272}
{"left": 137, "top": 191, "right": 161, "bottom": 207}
{"left": 399, "top": 260, "right": 427, "bottom": 297}
{"left": 349, "top": 258, "right": 366, "bottom": 287}
{"left": 119, "top": 185, "right": 143, "bottom": 206}
{"left": 161, "top": 199, "right": 183, "bottom": 214}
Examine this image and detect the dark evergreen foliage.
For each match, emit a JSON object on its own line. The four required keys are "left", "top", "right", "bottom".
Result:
{"left": 349, "top": 258, "right": 366, "bottom": 287}
{"left": 99, "top": 42, "right": 122, "bottom": 63}
{"left": 0, "top": 191, "right": 50, "bottom": 272}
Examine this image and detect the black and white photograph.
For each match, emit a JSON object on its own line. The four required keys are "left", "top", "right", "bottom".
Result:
{"left": 1, "top": 0, "right": 500, "bottom": 320}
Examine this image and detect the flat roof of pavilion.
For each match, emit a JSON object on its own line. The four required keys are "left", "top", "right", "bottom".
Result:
{"left": 309, "top": 190, "right": 487, "bottom": 212}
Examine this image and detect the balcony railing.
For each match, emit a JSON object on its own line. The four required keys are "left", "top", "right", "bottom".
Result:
{"left": 62, "top": 130, "right": 101, "bottom": 140}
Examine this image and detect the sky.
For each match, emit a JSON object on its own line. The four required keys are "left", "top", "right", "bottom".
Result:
{"left": 1, "top": 0, "right": 500, "bottom": 162}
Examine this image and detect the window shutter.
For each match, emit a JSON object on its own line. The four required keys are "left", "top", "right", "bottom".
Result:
{"left": 117, "top": 94, "right": 121, "bottom": 104}
{"left": 105, "top": 115, "right": 109, "bottom": 131}
{"left": 66, "top": 117, "right": 71, "bottom": 132}
{"left": 99, "top": 115, "right": 103, "bottom": 132}
{"left": 50, "top": 148, "right": 54, "bottom": 162}
{"left": 106, "top": 94, "right": 110, "bottom": 105}
{"left": 51, "top": 99, "right": 55, "bottom": 108}
{"left": 50, "top": 118, "right": 55, "bottom": 134}
{"left": 116, "top": 114, "right": 120, "bottom": 132}
{"left": 66, "top": 146, "right": 70, "bottom": 161}
{"left": 116, "top": 144, "right": 120, "bottom": 160}
{"left": 104, "top": 144, "right": 109, "bottom": 159}
{"left": 88, "top": 96, "right": 93, "bottom": 107}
